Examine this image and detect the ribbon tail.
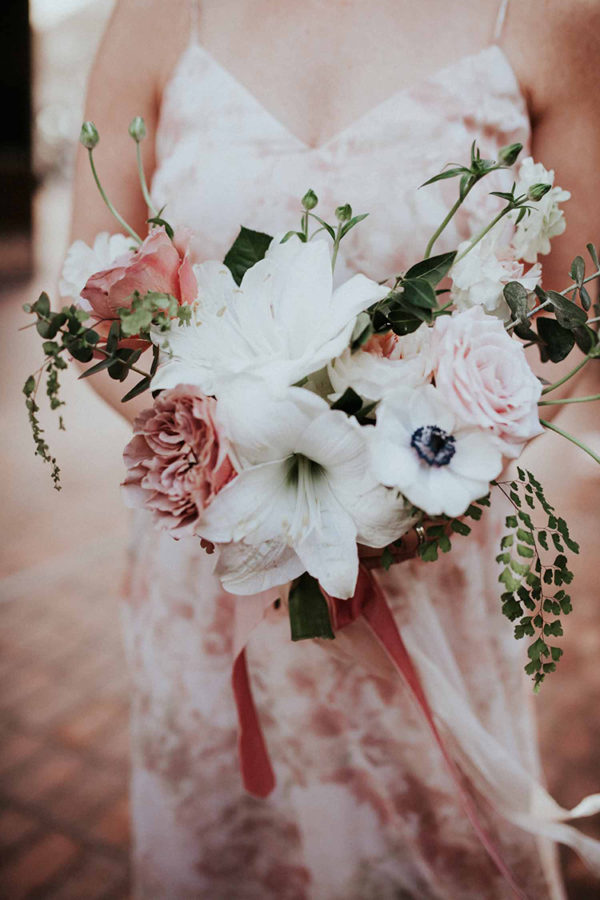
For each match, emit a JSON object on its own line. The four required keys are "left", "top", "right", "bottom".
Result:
{"left": 359, "top": 568, "right": 527, "bottom": 900}
{"left": 232, "top": 647, "right": 276, "bottom": 798}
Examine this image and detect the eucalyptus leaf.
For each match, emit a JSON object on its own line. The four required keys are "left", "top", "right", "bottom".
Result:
{"left": 547, "top": 290, "right": 587, "bottom": 330}
{"left": 537, "top": 318, "right": 575, "bottom": 363}
{"left": 570, "top": 255, "right": 585, "bottom": 287}
{"left": 503, "top": 281, "right": 528, "bottom": 322}
{"left": 587, "top": 242, "right": 599, "bottom": 269}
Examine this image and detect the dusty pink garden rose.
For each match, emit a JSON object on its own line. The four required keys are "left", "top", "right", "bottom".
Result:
{"left": 81, "top": 226, "right": 197, "bottom": 324}
{"left": 122, "top": 385, "right": 236, "bottom": 538}
{"left": 431, "top": 306, "right": 543, "bottom": 458}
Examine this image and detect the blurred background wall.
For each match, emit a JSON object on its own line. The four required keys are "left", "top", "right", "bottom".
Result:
{"left": 0, "top": 2, "right": 599, "bottom": 898}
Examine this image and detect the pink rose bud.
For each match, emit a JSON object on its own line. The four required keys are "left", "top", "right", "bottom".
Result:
{"left": 81, "top": 226, "right": 197, "bottom": 324}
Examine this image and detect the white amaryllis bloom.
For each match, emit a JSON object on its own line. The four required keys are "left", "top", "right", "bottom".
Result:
{"left": 59, "top": 232, "right": 133, "bottom": 310}
{"left": 151, "top": 236, "right": 388, "bottom": 396}
{"left": 328, "top": 325, "right": 433, "bottom": 402}
{"left": 199, "top": 381, "right": 415, "bottom": 598}
{"left": 512, "top": 157, "right": 570, "bottom": 262}
{"left": 451, "top": 230, "right": 541, "bottom": 319}
{"left": 370, "top": 385, "right": 503, "bottom": 518}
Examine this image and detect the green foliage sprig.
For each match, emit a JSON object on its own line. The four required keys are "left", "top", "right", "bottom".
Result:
{"left": 417, "top": 494, "right": 491, "bottom": 562}
{"left": 494, "top": 469, "right": 579, "bottom": 691}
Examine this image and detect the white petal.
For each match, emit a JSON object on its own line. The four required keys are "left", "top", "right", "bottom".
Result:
{"left": 199, "top": 461, "right": 292, "bottom": 544}
{"left": 295, "top": 481, "right": 359, "bottom": 598}
{"left": 330, "top": 274, "right": 389, "bottom": 331}
{"left": 369, "top": 437, "right": 420, "bottom": 489}
{"left": 451, "top": 430, "right": 503, "bottom": 481}
{"left": 217, "top": 381, "right": 326, "bottom": 465}
{"left": 215, "top": 540, "right": 304, "bottom": 595}
{"left": 193, "top": 260, "right": 237, "bottom": 314}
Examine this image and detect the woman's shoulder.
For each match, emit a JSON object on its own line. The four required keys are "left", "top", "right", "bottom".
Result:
{"left": 98, "top": 0, "right": 191, "bottom": 94}
{"left": 506, "top": 0, "right": 600, "bottom": 119}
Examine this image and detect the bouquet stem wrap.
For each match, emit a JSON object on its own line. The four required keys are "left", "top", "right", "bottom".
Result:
{"left": 231, "top": 570, "right": 527, "bottom": 897}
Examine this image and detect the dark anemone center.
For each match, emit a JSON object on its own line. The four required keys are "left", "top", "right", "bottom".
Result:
{"left": 410, "top": 425, "right": 456, "bottom": 467}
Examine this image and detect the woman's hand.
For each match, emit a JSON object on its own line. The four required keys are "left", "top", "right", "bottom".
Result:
{"left": 358, "top": 519, "right": 453, "bottom": 570}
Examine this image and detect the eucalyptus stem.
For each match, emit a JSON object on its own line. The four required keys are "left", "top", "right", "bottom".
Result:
{"left": 454, "top": 205, "right": 512, "bottom": 264}
{"left": 136, "top": 142, "right": 157, "bottom": 216}
{"left": 541, "top": 418, "right": 600, "bottom": 465}
{"left": 539, "top": 393, "right": 600, "bottom": 406}
{"left": 541, "top": 355, "right": 591, "bottom": 395}
{"left": 87, "top": 148, "right": 142, "bottom": 244}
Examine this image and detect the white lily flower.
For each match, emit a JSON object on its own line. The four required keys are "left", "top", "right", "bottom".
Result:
{"left": 199, "top": 381, "right": 415, "bottom": 598}
{"left": 328, "top": 324, "right": 434, "bottom": 402}
{"left": 59, "top": 232, "right": 133, "bottom": 310}
{"left": 451, "top": 230, "right": 541, "bottom": 319}
{"left": 370, "top": 385, "right": 503, "bottom": 518}
{"left": 512, "top": 157, "right": 570, "bottom": 262}
{"left": 151, "top": 236, "right": 388, "bottom": 396}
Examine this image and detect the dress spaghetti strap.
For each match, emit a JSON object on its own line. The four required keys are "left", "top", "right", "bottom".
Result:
{"left": 492, "top": 0, "right": 510, "bottom": 43}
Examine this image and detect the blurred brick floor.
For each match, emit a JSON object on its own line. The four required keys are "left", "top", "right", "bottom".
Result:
{"left": 0, "top": 543, "right": 131, "bottom": 899}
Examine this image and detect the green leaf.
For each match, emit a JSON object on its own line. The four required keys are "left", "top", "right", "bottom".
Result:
{"left": 419, "top": 542, "right": 439, "bottom": 562}
{"left": 78, "top": 356, "right": 114, "bottom": 379}
{"left": 288, "top": 573, "right": 335, "bottom": 641}
{"left": 387, "top": 299, "right": 428, "bottom": 336}
{"left": 120, "top": 376, "right": 152, "bottom": 403}
{"left": 147, "top": 216, "right": 174, "bottom": 240}
{"left": 401, "top": 278, "right": 438, "bottom": 310}
{"left": 420, "top": 166, "right": 470, "bottom": 187}
{"left": 340, "top": 213, "right": 369, "bottom": 238}
{"left": 570, "top": 256, "right": 585, "bottom": 286}
{"left": 380, "top": 546, "right": 394, "bottom": 571}
{"left": 223, "top": 226, "right": 273, "bottom": 286}
{"left": 586, "top": 242, "right": 599, "bottom": 268}
{"left": 537, "top": 318, "right": 575, "bottom": 363}
{"left": 573, "top": 324, "right": 597, "bottom": 354}
{"left": 404, "top": 251, "right": 456, "bottom": 287}
{"left": 517, "top": 543, "right": 535, "bottom": 558}
{"left": 546, "top": 290, "right": 588, "bottom": 330}
{"left": 504, "top": 281, "right": 529, "bottom": 322}
{"left": 451, "top": 519, "right": 471, "bottom": 536}
{"left": 331, "top": 387, "right": 363, "bottom": 417}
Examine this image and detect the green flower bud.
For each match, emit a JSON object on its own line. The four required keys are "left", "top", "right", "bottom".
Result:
{"left": 301, "top": 189, "right": 318, "bottom": 210}
{"left": 79, "top": 121, "right": 99, "bottom": 150}
{"left": 498, "top": 142, "right": 522, "bottom": 166}
{"left": 128, "top": 116, "right": 147, "bottom": 142}
{"left": 528, "top": 182, "right": 552, "bottom": 202}
{"left": 335, "top": 204, "right": 352, "bottom": 222}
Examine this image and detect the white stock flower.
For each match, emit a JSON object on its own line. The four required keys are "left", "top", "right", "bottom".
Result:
{"left": 328, "top": 324, "right": 433, "bottom": 402}
{"left": 512, "top": 157, "right": 570, "bottom": 262}
{"left": 59, "top": 232, "right": 133, "bottom": 310}
{"left": 451, "top": 231, "right": 541, "bottom": 319}
{"left": 151, "top": 236, "right": 388, "bottom": 396}
{"left": 370, "top": 385, "right": 503, "bottom": 518}
{"left": 199, "top": 381, "right": 415, "bottom": 598}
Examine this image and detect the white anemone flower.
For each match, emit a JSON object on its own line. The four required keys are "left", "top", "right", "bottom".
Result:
{"left": 370, "top": 385, "right": 503, "bottom": 518}
{"left": 199, "top": 381, "right": 415, "bottom": 598}
{"left": 328, "top": 324, "right": 434, "bottom": 402}
{"left": 512, "top": 157, "right": 570, "bottom": 262}
{"left": 151, "top": 236, "right": 388, "bottom": 396}
{"left": 59, "top": 232, "right": 133, "bottom": 310}
{"left": 451, "top": 230, "right": 541, "bottom": 319}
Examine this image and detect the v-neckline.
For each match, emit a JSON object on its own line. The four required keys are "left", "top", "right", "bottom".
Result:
{"left": 177, "top": 42, "right": 527, "bottom": 152}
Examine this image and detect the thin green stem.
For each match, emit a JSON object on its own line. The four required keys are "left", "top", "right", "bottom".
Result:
{"left": 454, "top": 206, "right": 513, "bottom": 263}
{"left": 331, "top": 223, "right": 342, "bottom": 272}
{"left": 539, "top": 393, "right": 600, "bottom": 406}
{"left": 87, "top": 149, "right": 142, "bottom": 244}
{"left": 424, "top": 193, "right": 468, "bottom": 259}
{"left": 541, "top": 418, "right": 600, "bottom": 465}
{"left": 541, "top": 355, "right": 591, "bottom": 395}
{"left": 136, "top": 142, "right": 157, "bottom": 216}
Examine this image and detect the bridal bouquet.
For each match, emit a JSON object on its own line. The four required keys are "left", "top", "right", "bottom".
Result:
{"left": 24, "top": 120, "right": 600, "bottom": 692}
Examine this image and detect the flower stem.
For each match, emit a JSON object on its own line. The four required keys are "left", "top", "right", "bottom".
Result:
{"left": 424, "top": 194, "right": 467, "bottom": 259}
{"left": 87, "top": 148, "right": 142, "bottom": 244}
{"left": 453, "top": 206, "right": 512, "bottom": 264}
{"left": 540, "top": 418, "right": 600, "bottom": 465}
{"left": 331, "top": 223, "right": 342, "bottom": 272}
{"left": 541, "top": 355, "right": 591, "bottom": 395}
{"left": 136, "top": 142, "right": 157, "bottom": 216}
{"left": 539, "top": 393, "right": 600, "bottom": 406}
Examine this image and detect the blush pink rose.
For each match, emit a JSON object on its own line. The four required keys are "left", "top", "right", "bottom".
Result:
{"left": 81, "top": 226, "right": 197, "bottom": 323}
{"left": 122, "top": 385, "right": 236, "bottom": 538}
{"left": 431, "top": 306, "right": 543, "bottom": 458}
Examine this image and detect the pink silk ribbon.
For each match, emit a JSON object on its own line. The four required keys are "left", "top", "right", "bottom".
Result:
{"left": 231, "top": 568, "right": 527, "bottom": 898}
